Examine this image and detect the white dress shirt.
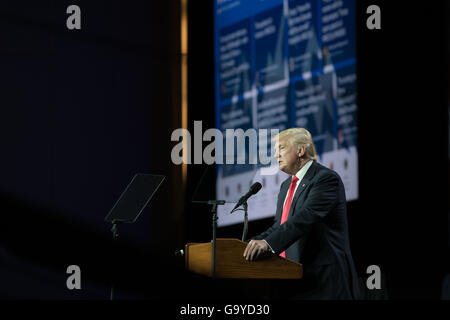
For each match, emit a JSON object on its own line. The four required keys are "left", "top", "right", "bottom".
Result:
{"left": 282, "top": 159, "right": 314, "bottom": 207}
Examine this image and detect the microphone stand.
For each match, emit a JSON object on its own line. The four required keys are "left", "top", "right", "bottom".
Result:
{"left": 231, "top": 202, "right": 249, "bottom": 242}
{"left": 241, "top": 202, "right": 248, "bottom": 242}
{"left": 207, "top": 200, "right": 225, "bottom": 278}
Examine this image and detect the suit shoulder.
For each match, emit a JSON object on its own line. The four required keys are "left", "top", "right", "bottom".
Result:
{"left": 313, "top": 162, "right": 342, "bottom": 181}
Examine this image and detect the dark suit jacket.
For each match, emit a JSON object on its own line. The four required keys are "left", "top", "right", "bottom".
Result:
{"left": 253, "top": 160, "right": 360, "bottom": 299}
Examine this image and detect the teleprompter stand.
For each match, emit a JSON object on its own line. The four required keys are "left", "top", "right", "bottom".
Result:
{"left": 104, "top": 173, "right": 165, "bottom": 300}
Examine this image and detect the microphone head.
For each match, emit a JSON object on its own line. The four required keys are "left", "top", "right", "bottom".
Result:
{"left": 250, "top": 182, "right": 262, "bottom": 194}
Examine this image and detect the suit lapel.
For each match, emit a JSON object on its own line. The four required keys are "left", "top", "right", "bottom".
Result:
{"left": 289, "top": 161, "right": 318, "bottom": 217}
{"left": 275, "top": 179, "right": 290, "bottom": 222}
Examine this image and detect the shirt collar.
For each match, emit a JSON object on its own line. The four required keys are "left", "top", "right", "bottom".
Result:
{"left": 293, "top": 159, "right": 313, "bottom": 183}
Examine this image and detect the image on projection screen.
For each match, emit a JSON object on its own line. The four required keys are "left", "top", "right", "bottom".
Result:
{"left": 213, "top": 0, "right": 358, "bottom": 227}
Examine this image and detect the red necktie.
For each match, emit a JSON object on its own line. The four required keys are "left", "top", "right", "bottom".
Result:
{"left": 279, "top": 176, "right": 299, "bottom": 258}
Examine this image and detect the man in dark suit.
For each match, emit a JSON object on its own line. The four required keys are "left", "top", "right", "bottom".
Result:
{"left": 243, "top": 128, "right": 360, "bottom": 299}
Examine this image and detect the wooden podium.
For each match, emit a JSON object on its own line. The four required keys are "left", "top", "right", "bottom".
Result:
{"left": 185, "top": 238, "right": 302, "bottom": 279}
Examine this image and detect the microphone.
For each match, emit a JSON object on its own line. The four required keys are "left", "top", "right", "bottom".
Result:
{"left": 230, "top": 182, "right": 262, "bottom": 213}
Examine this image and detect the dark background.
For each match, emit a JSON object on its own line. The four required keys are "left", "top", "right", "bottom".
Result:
{"left": 0, "top": 0, "right": 448, "bottom": 300}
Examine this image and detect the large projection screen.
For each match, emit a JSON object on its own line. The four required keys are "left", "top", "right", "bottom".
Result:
{"left": 214, "top": 0, "right": 358, "bottom": 227}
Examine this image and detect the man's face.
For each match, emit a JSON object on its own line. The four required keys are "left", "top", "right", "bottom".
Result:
{"left": 274, "top": 137, "right": 302, "bottom": 175}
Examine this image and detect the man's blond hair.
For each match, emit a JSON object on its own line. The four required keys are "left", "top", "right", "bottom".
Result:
{"left": 274, "top": 128, "right": 318, "bottom": 160}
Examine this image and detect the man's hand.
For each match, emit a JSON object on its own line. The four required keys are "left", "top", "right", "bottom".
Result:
{"left": 243, "top": 240, "right": 270, "bottom": 261}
